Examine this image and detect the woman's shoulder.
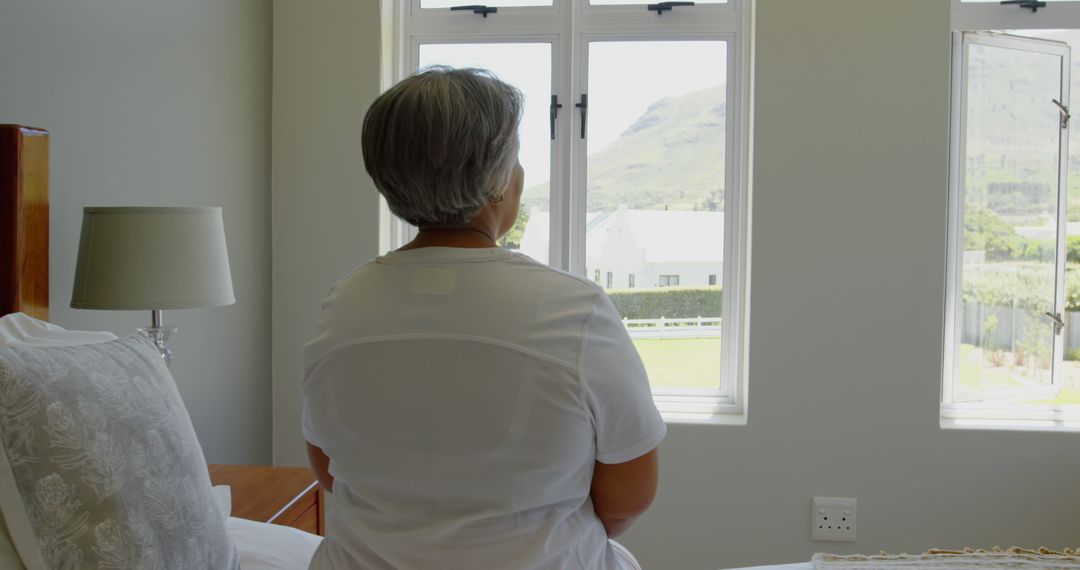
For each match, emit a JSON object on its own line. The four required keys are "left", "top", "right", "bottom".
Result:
{"left": 325, "top": 259, "right": 381, "bottom": 294}
{"left": 325, "top": 250, "right": 606, "bottom": 309}
{"left": 504, "top": 252, "right": 606, "bottom": 297}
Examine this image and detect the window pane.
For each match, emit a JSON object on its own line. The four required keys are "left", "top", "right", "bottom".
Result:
{"left": 959, "top": 39, "right": 1063, "bottom": 397}
{"left": 421, "top": 0, "right": 552, "bottom": 8}
{"left": 586, "top": 40, "right": 727, "bottom": 391}
{"left": 1023, "top": 30, "right": 1080, "bottom": 407}
{"left": 418, "top": 43, "right": 552, "bottom": 258}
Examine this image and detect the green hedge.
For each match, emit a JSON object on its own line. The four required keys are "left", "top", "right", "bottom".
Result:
{"left": 602, "top": 262, "right": 1080, "bottom": 318}
{"left": 963, "top": 263, "right": 1080, "bottom": 311}
{"left": 607, "top": 286, "right": 722, "bottom": 319}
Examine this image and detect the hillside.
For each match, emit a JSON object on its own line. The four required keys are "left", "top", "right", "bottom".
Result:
{"left": 523, "top": 85, "right": 727, "bottom": 212}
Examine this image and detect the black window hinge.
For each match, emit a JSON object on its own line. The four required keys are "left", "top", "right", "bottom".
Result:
{"left": 1000, "top": 0, "right": 1047, "bottom": 12}
{"left": 647, "top": 1, "right": 695, "bottom": 16}
{"left": 1054, "top": 99, "right": 1071, "bottom": 129}
{"left": 451, "top": 4, "right": 497, "bottom": 17}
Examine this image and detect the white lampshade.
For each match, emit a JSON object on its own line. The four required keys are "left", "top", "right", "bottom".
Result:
{"left": 71, "top": 207, "right": 235, "bottom": 310}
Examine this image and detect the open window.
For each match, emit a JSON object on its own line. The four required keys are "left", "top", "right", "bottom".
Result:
{"left": 944, "top": 30, "right": 1075, "bottom": 424}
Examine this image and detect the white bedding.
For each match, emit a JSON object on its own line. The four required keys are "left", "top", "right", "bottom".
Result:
{"left": 726, "top": 564, "right": 812, "bottom": 570}
{"left": 229, "top": 516, "right": 322, "bottom": 569}
{"left": 734, "top": 561, "right": 812, "bottom": 565}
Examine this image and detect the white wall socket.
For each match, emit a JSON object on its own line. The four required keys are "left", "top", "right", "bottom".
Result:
{"left": 811, "top": 497, "right": 856, "bottom": 542}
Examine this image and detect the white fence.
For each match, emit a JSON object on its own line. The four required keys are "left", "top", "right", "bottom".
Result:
{"left": 963, "top": 301, "right": 1080, "bottom": 356}
{"left": 623, "top": 317, "right": 722, "bottom": 339}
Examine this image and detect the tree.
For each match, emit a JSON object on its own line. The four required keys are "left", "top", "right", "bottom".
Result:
{"left": 499, "top": 207, "right": 530, "bottom": 249}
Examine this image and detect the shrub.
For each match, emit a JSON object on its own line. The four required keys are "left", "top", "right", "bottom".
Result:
{"left": 962, "top": 263, "right": 1054, "bottom": 310}
{"left": 1068, "top": 235, "right": 1080, "bottom": 264}
{"left": 607, "top": 286, "right": 722, "bottom": 319}
{"left": 981, "top": 314, "right": 999, "bottom": 350}
{"left": 964, "top": 205, "right": 1053, "bottom": 262}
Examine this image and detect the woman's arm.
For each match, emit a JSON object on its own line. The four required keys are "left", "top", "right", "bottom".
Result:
{"left": 590, "top": 447, "right": 659, "bottom": 538}
{"left": 306, "top": 441, "right": 334, "bottom": 493}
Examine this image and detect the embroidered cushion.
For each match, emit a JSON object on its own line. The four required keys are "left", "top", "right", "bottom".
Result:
{"left": 0, "top": 335, "right": 239, "bottom": 569}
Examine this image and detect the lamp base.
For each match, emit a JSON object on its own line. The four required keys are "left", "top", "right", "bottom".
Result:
{"left": 138, "top": 309, "right": 177, "bottom": 367}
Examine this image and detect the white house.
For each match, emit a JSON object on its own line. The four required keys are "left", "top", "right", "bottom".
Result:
{"left": 518, "top": 206, "right": 724, "bottom": 289}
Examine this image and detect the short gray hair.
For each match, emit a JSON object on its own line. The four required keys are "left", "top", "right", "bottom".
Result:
{"left": 362, "top": 67, "right": 524, "bottom": 226}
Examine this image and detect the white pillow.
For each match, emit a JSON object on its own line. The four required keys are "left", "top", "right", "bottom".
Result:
{"left": 0, "top": 313, "right": 116, "bottom": 349}
{"left": 0, "top": 335, "right": 239, "bottom": 569}
{"left": 0, "top": 313, "right": 114, "bottom": 569}
{"left": 212, "top": 485, "right": 233, "bottom": 522}
{"left": 0, "top": 511, "right": 24, "bottom": 570}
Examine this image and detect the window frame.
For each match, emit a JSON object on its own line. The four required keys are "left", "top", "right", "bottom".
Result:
{"left": 382, "top": 0, "right": 754, "bottom": 424}
{"left": 944, "top": 1, "right": 1079, "bottom": 431}
{"left": 952, "top": 0, "right": 1080, "bottom": 31}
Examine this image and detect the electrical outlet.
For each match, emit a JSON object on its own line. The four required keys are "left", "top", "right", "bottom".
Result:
{"left": 811, "top": 497, "right": 856, "bottom": 542}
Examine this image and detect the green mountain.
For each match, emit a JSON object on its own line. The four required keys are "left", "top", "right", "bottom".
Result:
{"left": 523, "top": 85, "right": 727, "bottom": 212}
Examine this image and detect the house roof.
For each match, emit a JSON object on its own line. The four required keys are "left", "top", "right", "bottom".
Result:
{"left": 519, "top": 207, "right": 724, "bottom": 264}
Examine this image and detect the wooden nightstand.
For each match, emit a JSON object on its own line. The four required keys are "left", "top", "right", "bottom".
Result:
{"left": 209, "top": 464, "right": 324, "bottom": 536}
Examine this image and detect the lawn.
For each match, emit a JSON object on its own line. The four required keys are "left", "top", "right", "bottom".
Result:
{"left": 635, "top": 339, "right": 1080, "bottom": 402}
{"left": 958, "top": 344, "right": 1080, "bottom": 406}
{"left": 1022, "top": 388, "right": 1080, "bottom": 405}
{"left": 633, "top": 338, "right": 721, "bottom": 389}
{"left": 958, "top": 344, "right": 1021, "bottom": 391}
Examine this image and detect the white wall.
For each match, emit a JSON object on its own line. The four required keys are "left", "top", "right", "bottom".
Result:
{"left": 270, "top": 0, "right": 1080, "bottom": 567}
{"left": 0, "top": 0, "right": 273, "bottom": 464}
{"left": 271, "top": 0, "right": 382, "bottom": 464}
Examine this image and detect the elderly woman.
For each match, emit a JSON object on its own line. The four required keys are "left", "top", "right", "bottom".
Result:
{"left": 302, "top": 67, "right": 665, "bottom": 570}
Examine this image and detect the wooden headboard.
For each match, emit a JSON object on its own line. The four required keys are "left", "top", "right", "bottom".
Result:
{"left": 0, "top": 125, "right": 49, "bottom": 320}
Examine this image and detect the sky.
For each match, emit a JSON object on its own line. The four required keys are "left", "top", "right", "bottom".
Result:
{"left": 418, "top": 40, "right": 727, "bottom": 192}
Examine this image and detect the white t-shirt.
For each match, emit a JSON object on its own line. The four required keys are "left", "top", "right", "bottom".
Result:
{"left": 302, "top": 247, "right": 666, "bottom": 570}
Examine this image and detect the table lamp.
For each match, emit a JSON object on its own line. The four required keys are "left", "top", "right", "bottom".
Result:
{"left": 70, "top": 207, "right": 235, "bottom": 366}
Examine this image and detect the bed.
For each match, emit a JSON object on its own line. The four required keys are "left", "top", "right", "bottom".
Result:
{"left": 736, "top": 565, "right": 810, "bottom": 570}
{"left": 0, "top": 124, "right": 321, "bottom": 569}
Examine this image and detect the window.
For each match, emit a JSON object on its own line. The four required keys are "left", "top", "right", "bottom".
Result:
{"left": 387, "top": 0, "right": 751, "bottom": 422}
{"left": 945, "top": 1, "right": 1080, "bottom": 430}
{"left": 659, "top": 275, "right": 680, "bottom": 287}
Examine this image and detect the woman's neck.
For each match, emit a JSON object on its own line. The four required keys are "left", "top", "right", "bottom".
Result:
{"left": 398, "top": 225, "right": 498, "bottom": 251}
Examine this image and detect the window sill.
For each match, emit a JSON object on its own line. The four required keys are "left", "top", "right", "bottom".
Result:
{"left": 655, "top": 391, "right": 746, "bottom": 425}
{"left": 662, "top": 410, "right": 748, "bottom": 425}
{"left": 940, "top": 404, "right": 1080, "bottom": 433}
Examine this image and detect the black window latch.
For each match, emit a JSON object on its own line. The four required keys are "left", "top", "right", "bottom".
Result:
{"left": 647, "top": 1, "right": 695, "bottom": 16}
{"left": 575, "top": 94, "right": 588, "bottom": 139}
{"left": 451, "top": 4, "right": 498, "bottom": 17}
{"left": 550, "top": 95, "right": 563, "bottom": 140}
{"left": 1000, "top": 0, "right": 1047, "bottom": 12}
